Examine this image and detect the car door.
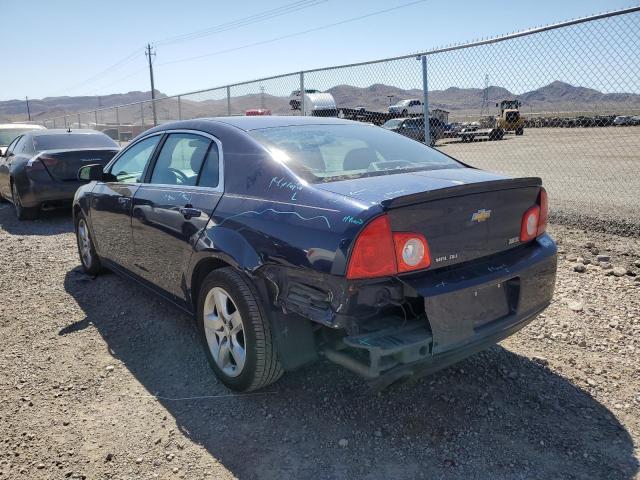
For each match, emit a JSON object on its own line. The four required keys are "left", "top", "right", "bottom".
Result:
{"left": 0, "top": 136, "right": 21, "bottom": 198}
{"left": 89, "top": 134, "right": 162, "bottom": 269}
{"left": 131, "top": 131, "right": 223, "bottom": 302}
{"left": 409, "top": 100, "right": 422, "bottom": 115}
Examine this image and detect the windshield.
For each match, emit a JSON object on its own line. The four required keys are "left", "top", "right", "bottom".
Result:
{"left": 396, "top": 100, "right": 411, "bottom": 106}
{"left": 249, "top": 124, "right": 462, "bottom": 182}
{"left": 34, "top": 133, "right": 117, "bottom": 151}
{"left": 0, "top": 128, "right": 39, "bottom": 146}
{"left": 382, "top": 119, "right": 403, "bottom": 128}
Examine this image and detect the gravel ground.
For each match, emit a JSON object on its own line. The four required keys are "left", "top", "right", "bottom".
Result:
{"left": 1, "top": 204, "right": 639, "bottom": 480}
{"left": 439, "top": 127, "right": 640, "bottom": 236}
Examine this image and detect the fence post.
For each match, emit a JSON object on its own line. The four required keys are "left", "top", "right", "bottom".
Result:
{"left": 94, "top": 110, "right": 98, "bottom": 128}
{"left": 177, "top": 96, "right": 182, "bottom": 120}
{"left": 140, "top": 103, "right": 145, "bottom": 128}
{"left": 226, "top": 86, "right": 231, "bottom": 116}
{"left": 300, "top": 71, "right": 305, "bottom": 116}
{"left": 64, "top": 115, "right": 68, "bottom": 129}
{"left": 77, "top": 113, "right": 81, "bottom": 129}
{"left": 421, "top": 55, "right": 430, "bottom": 145}
{"left": 115, "top": 107, "right": 120, "bottom": 144}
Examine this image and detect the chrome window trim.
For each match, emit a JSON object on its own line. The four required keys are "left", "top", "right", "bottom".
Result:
{"left": 103, "top": 132, "right": 164, "bottom": 186}
{"left": 107, "top": 129, "right": 224, "bottom": 194}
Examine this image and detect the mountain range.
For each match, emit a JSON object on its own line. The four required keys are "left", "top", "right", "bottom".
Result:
{"left": 2, "top": 81, "right": 638, "bottom": 123}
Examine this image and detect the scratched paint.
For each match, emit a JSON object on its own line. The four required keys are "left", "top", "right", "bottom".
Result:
{"left": 342, "top": 215, "right": 364, "bottom": 225}
{"left": 217, "top": 208, "right": 331, "bottom": 229}
{"left": 382, "top": 189, "right": 407, "bottom": 199}
{"left": 269, "top": 176, "right": 303, "bottom": 201}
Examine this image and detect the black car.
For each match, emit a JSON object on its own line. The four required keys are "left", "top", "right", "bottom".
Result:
{"left": 73, "top": 117, "right": 557, "bottom": 392}
{"left": 382, "top": 117, "right": 446, "bottom": 145}
{"left": 0, "top": 129, "right": 119, "bottom": 219}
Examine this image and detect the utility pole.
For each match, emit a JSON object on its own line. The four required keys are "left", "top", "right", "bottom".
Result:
{"left": 480, "top": 74, "right": 489, "bottom": 117}
{"left": 25, "top": 97, "right": 31, "bottom": 121}
{"left": 259, "top": 86, "right": 266, "bottom": 109}
{"left": 145, "top": 43, "right": 158, "bottom": 126}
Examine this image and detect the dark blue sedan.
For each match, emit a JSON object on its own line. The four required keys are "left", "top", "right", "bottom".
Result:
{"left": 73, "top": 116, "right": 557, "bottom": 391}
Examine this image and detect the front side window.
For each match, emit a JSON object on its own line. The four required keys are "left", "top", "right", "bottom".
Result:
{"left": 109, "top": 135, "right": 161, "bottom": 183}
{"left": 150, "top": 133, "right": 211, "bottom": 186}
{"left": 249, "top": 124, "right": 462, "bottom": 182}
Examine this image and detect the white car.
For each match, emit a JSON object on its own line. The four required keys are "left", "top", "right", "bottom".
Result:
{"left": 388, "top": 99, "right": 423, "bottom": 115}
{"left": 0, "top": 123, "right": 46, "bottom": 155}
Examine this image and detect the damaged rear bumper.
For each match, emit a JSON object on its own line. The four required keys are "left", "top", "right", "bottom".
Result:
{"left": 320, "top": 235, "right": 557, "bottom": 387}
{"left": 366, "top": 305, "right": 545, "bottom": 391}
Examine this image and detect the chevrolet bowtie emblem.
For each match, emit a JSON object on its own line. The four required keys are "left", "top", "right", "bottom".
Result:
{"left": 471, "top": 209, "right": 492, "bottom": 222}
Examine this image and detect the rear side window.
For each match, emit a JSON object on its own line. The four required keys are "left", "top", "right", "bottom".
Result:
{"left": 34, "top": 133, "right": 117, "bottom": 151}
{"left": 12, "top": 136, "right": 27, "bottom": 154}
{"left": 150, "top": 133, "right": 211, "bottom": 186}
{"left": 197, "top": 143, "right": 220, "bottom": 188}
{"left": 110, "top": 135, "right": 161, "bottom": 183}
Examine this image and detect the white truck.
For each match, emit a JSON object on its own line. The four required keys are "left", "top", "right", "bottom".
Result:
{"left": 388, "top": 99, "right": 423, "bottom": 116}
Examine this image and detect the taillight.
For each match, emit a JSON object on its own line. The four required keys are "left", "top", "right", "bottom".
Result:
{"left": 537, "top": 187, "right": 548, "bottom": 236}
{"left": 520, "top": 205, "right": 541, "bottom": 242}
{"left": 346, "top": 214, "right": 431, "bottom": 279}
{"left": 393, "top": 232, "right": 430, "bottom": 273}
{"left": 520, "top": 187, "right": 548, "bottom": 242}
{"left": 346, "top": 215, "right": 397, "bottom": 279}
{"left": 27, "top": 155, "right": 58, "bottom": 170}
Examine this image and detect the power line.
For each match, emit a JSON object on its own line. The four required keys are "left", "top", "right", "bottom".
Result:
{"left": 48, "top": 47, "right": 144, "bottom": 97}
{"left": 43, "top": 0, "right": 326, "bottom": 98}
{"left": 157, "top": 0, "right": 428, "bottom": 67}
{"left": 154, "top": 0, "right": 327, "bottom": 47}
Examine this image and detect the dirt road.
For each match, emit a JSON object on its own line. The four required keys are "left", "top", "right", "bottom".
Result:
{"left": 0, "top": 205, "right": 639, "bottom": 479}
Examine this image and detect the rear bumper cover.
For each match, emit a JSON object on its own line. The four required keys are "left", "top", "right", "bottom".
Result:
{"left": 367, "top": 304, "right": 545, "bottom": 390}
{"left": 326, "top": 235, "right": 557, "bottom": 388}
{"left": 18, "top": 178, "right": 83, "bottom": 208}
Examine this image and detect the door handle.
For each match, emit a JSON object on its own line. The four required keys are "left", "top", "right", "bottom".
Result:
{"left": 179, "top": 206, "right": 202, "bottom": 219}
{"left": 117, "top": 197, "right": 130, "bottom": 205}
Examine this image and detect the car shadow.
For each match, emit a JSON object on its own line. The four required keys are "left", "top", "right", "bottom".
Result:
{"left": 62, "top": 268, "right": 638, "bottom": 479}
{"left": 0, "top": 205, "right": 73, "bottom": 236}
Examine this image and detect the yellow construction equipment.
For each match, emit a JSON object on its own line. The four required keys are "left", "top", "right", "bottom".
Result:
{"left": 495, "top": 100, "right": 525, "bottom": 135}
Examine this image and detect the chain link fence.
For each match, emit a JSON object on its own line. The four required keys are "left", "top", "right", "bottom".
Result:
{"left": 39, "top": 7, "right": 640, "bottom": 231}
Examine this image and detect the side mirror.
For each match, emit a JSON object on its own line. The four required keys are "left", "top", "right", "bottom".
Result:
{"left": 78, "top": 164, "right": 105, "bottom": 182}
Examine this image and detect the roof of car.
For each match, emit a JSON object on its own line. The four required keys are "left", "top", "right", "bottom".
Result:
{"left": 199, "top": 115, "right": 358, "bottom": 131}
{"left": 30, "top": 128, "right": 106, "bottom": 136}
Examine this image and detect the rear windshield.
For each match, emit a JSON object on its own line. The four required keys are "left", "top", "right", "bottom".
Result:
{"left": 249, "top": 124, "right": 462, "bottom": 182}
{"left": 34, "top": 133, "right": 117, "bottom": 151}
{"left": 0, "top": 128, "right": 39, "bottom": 146}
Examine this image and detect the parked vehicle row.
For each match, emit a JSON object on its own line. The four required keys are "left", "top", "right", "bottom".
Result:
{"left": 0, "top": 129, "right": 119, "bottom": 219}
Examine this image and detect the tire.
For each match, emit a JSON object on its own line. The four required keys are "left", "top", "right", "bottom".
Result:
{"left": 401, "top": 109, "right": 408, "bottom": 116}
{"left": 515, "top": 127, "right": 524, "bottom": 136}
{"left": 11, "top": 182, "right": 38, "bottom": 220}
{"left": 197, "top": 267, "right": 283, "bottom": 392}
{"left": 75, "top": 213, "right": 103, "bottom": 275}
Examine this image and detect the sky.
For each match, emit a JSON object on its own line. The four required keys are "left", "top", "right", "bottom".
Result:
{"left": 2, "top": 0, "right": 638, "bottom": 101}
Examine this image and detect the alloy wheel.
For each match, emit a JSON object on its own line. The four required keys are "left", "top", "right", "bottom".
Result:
{"left": 203, "top": 287, "right": 246, "bottom": 377}
{"left": 77, "top": 219, "right": 92, "bottom": 268}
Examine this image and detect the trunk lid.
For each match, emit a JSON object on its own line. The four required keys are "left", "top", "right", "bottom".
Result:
{"left": 37, "top": 148, "right": 118, "bottom": 181}
{"left": 317, "top": 168, "right": 542, "bottom": 269}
